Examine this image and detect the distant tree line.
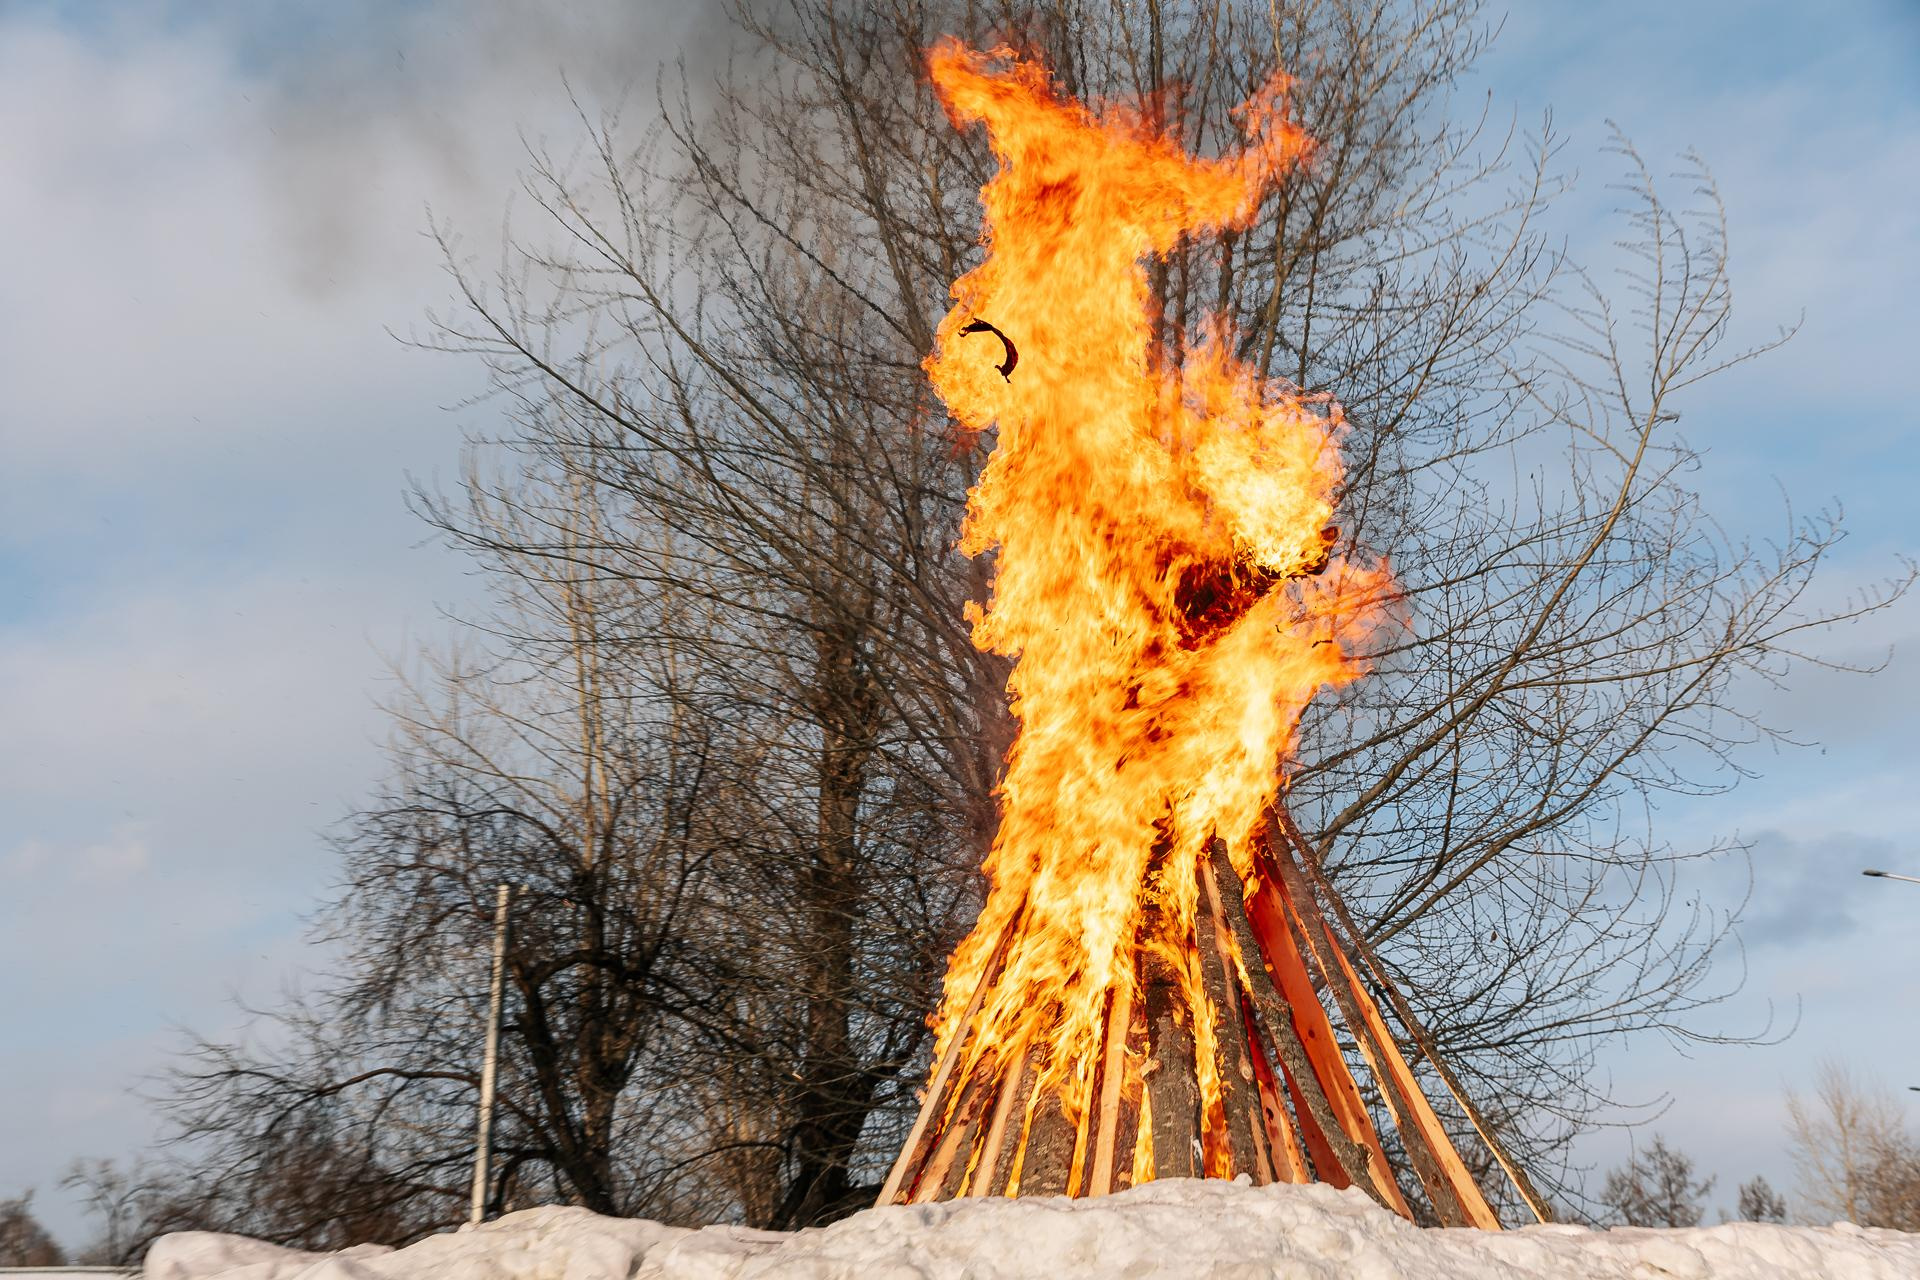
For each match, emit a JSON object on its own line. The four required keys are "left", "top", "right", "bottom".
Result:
{"left": 45, "top": 0, "right": 1908, "bottom": 1259}
{"left": 1595, "top": 1065, "right": 1918, "bottom": 1231}
{"left": 0, "top": 1194, "right": 64, "bottom": 1268}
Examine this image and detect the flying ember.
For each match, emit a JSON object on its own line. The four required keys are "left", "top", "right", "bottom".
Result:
{"left": 879, "top": 40, "right": 1526, "bottom": 1225}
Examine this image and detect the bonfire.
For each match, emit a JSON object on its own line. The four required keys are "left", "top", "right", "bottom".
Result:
{"left": 877, "top": 42, "right": 1546, "bottom": 1228}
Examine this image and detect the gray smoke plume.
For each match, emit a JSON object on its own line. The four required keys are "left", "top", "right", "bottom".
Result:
{"left": 237, "top": 0, "right": 742, "bottom": 293}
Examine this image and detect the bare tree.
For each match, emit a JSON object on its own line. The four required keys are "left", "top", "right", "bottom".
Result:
{"left": 61, "top": 1159, "right": 223, "bottom": 1266}
{"left": 137, "top": 0, "right": 1909, "bottom": 1238}
{"left": 421, "top": 0, "right": 1905, "bottom": 1210}
{"left": 0, "top": 1192, "right": 64, "bottom": 1268}
{"left": 1599, "top": 1134, "right": 1714, "bottom": 1227}
{"left": 159, "top": 445, "right": 971, "bottom": 1234}
{"left": 158, "top": 494, "right": 762, "bottom": 1236}
{"left": 1735, "top": 1174, "right": 1787, "bottom": 1224}
{"left": 1786, "top": 1062, "right": 1920, "bottom": 1230}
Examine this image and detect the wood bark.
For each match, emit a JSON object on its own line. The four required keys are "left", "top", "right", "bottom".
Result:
{"left": 1196, "top": 846, "right": 1270, "bottom": 1182}
{"left": 1016, "top": 1084, "right": 1080, "bottom": 1195}
{"left": 1272, "top": 805, "right": 1551, "bottom": 1224}
{"left": 1218, "top": 854, "right": 1385, "bottom": 1205}
{"left": 1140, "top": 940, "right": 1201, "bottom": 1180}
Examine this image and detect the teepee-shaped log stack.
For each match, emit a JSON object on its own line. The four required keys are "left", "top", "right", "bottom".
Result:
{"left": 876, "top": 804, "right": 1549, "bottom": 1228}
{"left": 884, "top": 41, "right": 1556, "bottom": 1230}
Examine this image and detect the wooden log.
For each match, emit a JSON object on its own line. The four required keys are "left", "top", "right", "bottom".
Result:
{"left": 1221, "top": 850, "right": 1389, "bottom": 1208}
{"left": 1016, "top": 1080, "right": 1079, "bottom": 1195}
{"left": 875, "top": 904, "right": 1026, "bottom": 1207}
{"left": 1272, "top": 803, "right": 1550, "bottom": 1225}
{"left": 1261, "top": 838, "right": 1463, "bottom": 1224}
{"left": 1252, "top": 851, "right": 1413, "bottom": 1218}
{"left": 1140, "top": 939, "right": 1201, "bottom": 1179}
{"left": 1197, "top": 843, "right": 1271, "bottom": 1183}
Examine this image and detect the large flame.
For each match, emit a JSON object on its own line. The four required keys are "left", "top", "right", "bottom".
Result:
{"left": 924, "top": 42, "right": 1393, "bottom": 1174}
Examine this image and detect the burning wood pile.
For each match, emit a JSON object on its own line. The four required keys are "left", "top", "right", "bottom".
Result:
{"left": 877, "top": 43, "right": 1545, "bottom": 1227}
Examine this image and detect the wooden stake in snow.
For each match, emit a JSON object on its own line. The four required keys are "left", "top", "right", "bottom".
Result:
{"left": 470, "top": 883, "right": 512, "bottom": 1227}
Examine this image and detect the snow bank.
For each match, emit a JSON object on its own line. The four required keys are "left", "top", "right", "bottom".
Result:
{"left": 143, "top": 1179, "right": 1920, "bottom": 1279}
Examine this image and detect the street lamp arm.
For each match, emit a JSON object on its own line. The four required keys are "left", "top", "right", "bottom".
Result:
{"left": 1862, "top": 869, "right": 1920, "bottom": 885}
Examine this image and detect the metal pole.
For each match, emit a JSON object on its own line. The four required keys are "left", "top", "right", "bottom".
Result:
{"left": 1863, "top": 873, "right": 1918, "bottom": 1092}
{"left": 470, "top": 884, "right": 512, "bottom": 1227}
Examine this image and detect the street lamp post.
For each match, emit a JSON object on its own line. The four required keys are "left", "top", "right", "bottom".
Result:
{"left": 1862, "top": 870, "right": 1918, "bottom": 1094}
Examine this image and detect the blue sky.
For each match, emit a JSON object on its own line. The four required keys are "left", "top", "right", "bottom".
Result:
{"left": 1, "top": 0, "right": 1916, "bottom": 1246}
{"left": 1470, "top": 0, "right": 1920, "bottom": 1214}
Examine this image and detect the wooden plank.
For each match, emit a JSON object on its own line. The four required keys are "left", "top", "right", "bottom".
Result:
{"left": 1256, "top": 857, "right": 1414, "bottom": 1219}
{"left": 1246, "top": 859, "right": 1381, "bottom": 1148}
{"left": 1271, "top": 802, "right": 1549, "bottom": 1225}
{"left": 1225, "top": 850, "right": 1388, "bottom": 1207}
{"left": 875, "top": 904, "right": 1025, "bottom": 1207}
{"left": 1323, "top": 914, "right": 1499, "bottom": 1228}
{"left": 1244, "top": 995, "right": 1310, "bottom": 1182}
{"left": 1276, "top": 1052, "right": 1345, "bottom": 1184}
{"left": 1087, "top": 979, "right": 1136, "bottom": 1196}
{"left": 966, "top": 1045, "right": 1029, "bottom": 1197}
{"left": 1231, "top": 881, "right": 1344, "bottom": 1184}
{"left": 1262, "top": 838, "right": 1456, "bottom": 1222}
{"left": 1106, "top": 990, "right": 1149, "bottom": 1192}
{"left": 914, "top": 1068, "right": 994, "bottom": 1203}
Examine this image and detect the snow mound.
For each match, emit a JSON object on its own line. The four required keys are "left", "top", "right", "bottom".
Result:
{"left": 143, "top": 1179, "right": 1920, "bottom": 1280}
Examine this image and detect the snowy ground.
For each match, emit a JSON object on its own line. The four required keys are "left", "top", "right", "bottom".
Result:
{"left": 142, "top": 1180, "right": 1920, "bottom": 1279}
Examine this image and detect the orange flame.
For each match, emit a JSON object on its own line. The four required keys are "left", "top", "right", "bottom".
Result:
{"left": 925, "top": 41, "right": 1393, "bottom": 1162}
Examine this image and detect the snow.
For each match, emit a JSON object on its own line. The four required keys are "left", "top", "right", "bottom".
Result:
{"left": 142, "top": 1180, "right": 1920, "bottom": 1279}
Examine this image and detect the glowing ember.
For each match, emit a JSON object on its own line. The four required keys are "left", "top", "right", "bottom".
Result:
{"left": 916, "top": 40, "right": 1393, "bottom": 1195}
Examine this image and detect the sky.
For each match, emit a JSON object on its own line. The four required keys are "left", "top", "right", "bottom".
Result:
{"left": 1473, "top": 0, "right": 1920, "bottom": 1215}
{"left": 1, "top": 0, "right": 1916, "bottom": 1248}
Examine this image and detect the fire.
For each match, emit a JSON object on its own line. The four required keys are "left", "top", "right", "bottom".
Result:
{"left": 918, "top": 41, "right": 1394, "bottom": 1192}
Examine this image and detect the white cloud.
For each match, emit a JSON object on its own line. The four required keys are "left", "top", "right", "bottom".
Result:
{"left": 3, "top": 823, "right": 152, "bottom": 886}
{"left": 0, "top": 2, "right": 718, "bottom": 479}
